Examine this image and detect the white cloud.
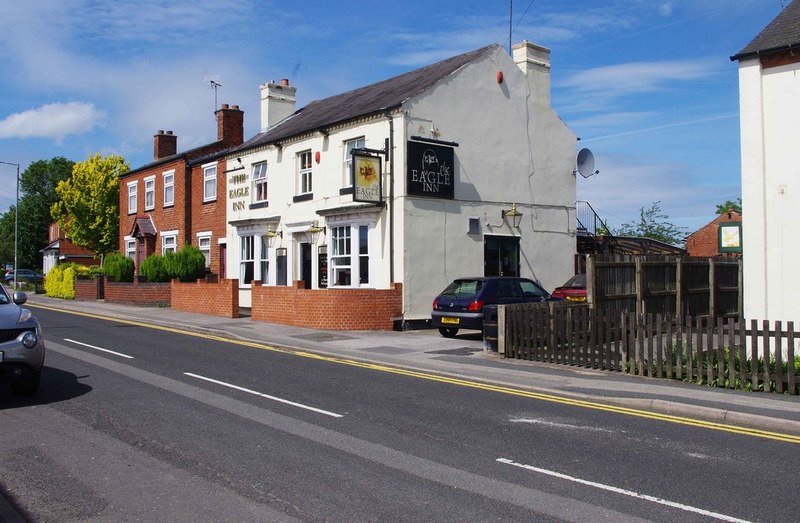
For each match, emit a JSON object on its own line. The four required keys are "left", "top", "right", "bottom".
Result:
{"left": 563, "top": 59, "right": 719, "bottom": 95}
{"left": 0, "top": 102, "right": 105, "bottom": 142}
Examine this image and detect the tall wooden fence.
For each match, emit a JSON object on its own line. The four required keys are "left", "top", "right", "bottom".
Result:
{"left": 587, "top": 255, "right": 741, "bottom": 319}
{"left": 500, "top": 303, "right": 799, "bottom": 395}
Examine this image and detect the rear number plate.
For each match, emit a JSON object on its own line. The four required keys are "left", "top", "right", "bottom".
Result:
{"left": 441, "top": 317, "right": 460, "bottom": 325}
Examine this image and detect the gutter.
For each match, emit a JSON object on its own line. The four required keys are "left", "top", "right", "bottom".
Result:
{"left": 730, "top": 42, "right": 800, "bottom": 61}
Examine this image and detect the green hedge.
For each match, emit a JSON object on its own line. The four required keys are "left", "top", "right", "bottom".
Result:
{"left": 140, "top": 245, "right": 207, "bottom": 283}
{"left": 103, "top": 253, "right": 134, "bottom": 282}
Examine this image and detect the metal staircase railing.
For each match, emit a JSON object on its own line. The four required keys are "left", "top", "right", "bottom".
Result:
{"left": 575, "top": 200, "right": 621, "bottom": 254}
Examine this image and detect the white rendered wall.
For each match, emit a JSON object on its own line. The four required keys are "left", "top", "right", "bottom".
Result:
{"left": 399, "top": 46, "right": 577, "bottom": 320}
{"left": 739, "top": 58, "right": 800, "bottom": 323}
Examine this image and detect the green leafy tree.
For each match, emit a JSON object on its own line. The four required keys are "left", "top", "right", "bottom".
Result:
{"left": 715, "top": 198, "right": 742, "bottom": 215}
{"left": 52, "top": 154, "right": 128, "bottom": 261}
{"left": 616, "top": 201, "right": 687, "bottom": 246}
{"left": 0, "top": 157, "right": 73, "bottom": 270}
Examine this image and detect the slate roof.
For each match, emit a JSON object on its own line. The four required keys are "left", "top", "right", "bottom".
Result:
{"left": 731, "top": 0, "right": 800, "bottom": 60}
{"left": 236, "top": 44, "right": 496, "bottom": 152}
{"left": 130, "top": 215, "right": 157, "bottom": 237}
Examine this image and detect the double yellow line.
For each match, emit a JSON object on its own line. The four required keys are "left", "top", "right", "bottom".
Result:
{"left": 32, "top": 303, "right": 800, "bottom": 445}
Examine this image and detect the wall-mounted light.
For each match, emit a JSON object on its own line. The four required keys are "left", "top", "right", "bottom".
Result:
{"left": 315, "top": 151, "right": 321, "bottom": 164}
{"left": 496, "top": 70, "right": 504, "bottom": 84}
{"left": 306, "top": 220, "right": 325, "bottom": 243}
{"left": 502, "top": 203, "right": 523, "bottom": 228}
{"left": 266, "top": 224, "right": 282, "bottom": 239}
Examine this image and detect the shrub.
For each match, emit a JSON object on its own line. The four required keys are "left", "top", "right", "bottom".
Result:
{"left": 173, "top": 245, "right": 207, "bottom": 282}
{"left": 139, "top": 245, "right": 207, "bottom": 283}
{"left": 43, "top": 265, "right": 76, "bottom": 299}
{"left": 103, "top": 253, "right": 134, "bottom": 282}
{"left": 140, "top": 254, "right": 170, "bottom": 283}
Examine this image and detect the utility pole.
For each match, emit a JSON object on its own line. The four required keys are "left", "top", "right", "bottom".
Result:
{"left": 0, "top": 160, "right": 20, "bottom": 288}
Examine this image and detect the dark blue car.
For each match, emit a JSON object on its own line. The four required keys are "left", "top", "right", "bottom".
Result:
{"left": 431, "top": 276, "right": 556, "bottom": 337}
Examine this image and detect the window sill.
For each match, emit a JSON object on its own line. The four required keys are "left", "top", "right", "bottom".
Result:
{"left": 339, "top": 186, "right": 354, "bottom": 195}
{"left": 293, "top": 193, "right": 313, "bottom": 203}
{"left": 203, "top": 198, "right": 217, "bottom": 204}
{"left": 249, "top": 201, "right": 269, "bottom": 210}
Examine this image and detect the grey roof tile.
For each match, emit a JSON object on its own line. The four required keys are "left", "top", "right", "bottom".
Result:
{"left": 237, "top": 44, "right": 496, "bottom": 151}
{"left": 732, "top": 0, "right": 800, "bottom": 60}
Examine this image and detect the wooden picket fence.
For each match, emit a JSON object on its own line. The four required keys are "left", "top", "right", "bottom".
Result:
{"left": 501, "top": 303, "right": 799, "bottom": 395}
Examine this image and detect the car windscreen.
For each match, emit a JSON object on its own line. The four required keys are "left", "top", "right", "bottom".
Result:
{"left": 563, "top": 273, "right": 586, "bottom": 288}
{"left": 440, "top": 279, "right": 483, "bottom": 298}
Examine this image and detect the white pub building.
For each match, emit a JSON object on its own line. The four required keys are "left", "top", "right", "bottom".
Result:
{"left": 225, "top": 41, "right": 577, "bottom": 328}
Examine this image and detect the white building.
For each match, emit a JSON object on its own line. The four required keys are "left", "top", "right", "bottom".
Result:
{"left": 226, "top": 41, "right": 577, "bottom": 327}
{"left": 732, "top": 2, "right": 800, "bottom": 323}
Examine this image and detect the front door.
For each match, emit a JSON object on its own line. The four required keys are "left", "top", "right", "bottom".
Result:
{"left": 300, "top": 242, "right": 312, "bottom": 289}
{"left": 484, "top": 235, "right": 520, "bottom": 277}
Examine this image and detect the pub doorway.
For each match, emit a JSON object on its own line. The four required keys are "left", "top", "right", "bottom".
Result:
{"left": 484, "top": 235, "right": 520, "bottom": 277}
{"left": 300, "top": 242, "right": 312, "bottom": 289}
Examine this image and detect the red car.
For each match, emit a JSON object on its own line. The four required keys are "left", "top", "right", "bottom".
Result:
{"left": 551, "top": 273, "right": 587, "bottom": 302}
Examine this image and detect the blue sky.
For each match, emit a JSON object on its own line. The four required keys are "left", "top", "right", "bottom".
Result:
{"left": 0, "top": 0, "right": 785, "bottom": 234}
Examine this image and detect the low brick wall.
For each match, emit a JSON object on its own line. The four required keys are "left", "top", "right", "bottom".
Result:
{"left": 251, "top": 282, "right": 403, "bottom": 330}
{"left": 74, "top": 277, "right": 103, "bottom": 300}
{"left": 103, "top": 277, "right": 171, "bottom": 306}
{"left": 171, "top": 279, "right": 239, "bottom": 318}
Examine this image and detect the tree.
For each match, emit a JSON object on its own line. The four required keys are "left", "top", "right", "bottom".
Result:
{"left": 52, "top": 154, "right": 128, "bottom": 261}
{"left": 616, "top": 201, "right": 687, "bottom": 246}
{"left": 715, "top": 198, "right": 742, "bottom": 215}
{"left": 0, "top": 157, "right": 73, "bottom": 269}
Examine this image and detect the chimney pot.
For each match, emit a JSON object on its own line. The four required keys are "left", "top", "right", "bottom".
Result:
{"left": 280, "top": 78, "right": 289, "bottom": 86}
{"left": 221, "top": 103, "right": 229, "bottom": 110}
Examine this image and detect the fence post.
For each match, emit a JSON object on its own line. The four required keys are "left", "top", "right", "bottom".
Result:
{"left": 586, "top": 256, "right": 595, "bottom": 310}
{"left": 498, "top": 305, "right": 506, "bottom": 356}
{"left": 737, "top": 257, "right": 744, "bottom": 321}
{"left": 675, "top": 257, "right": 683, "bottom": 319}
{"left": 709, "top": 258, "right": 716, "bottom": 320}
{"left": 635, "top": 257, "right": 643, "bottom": 317}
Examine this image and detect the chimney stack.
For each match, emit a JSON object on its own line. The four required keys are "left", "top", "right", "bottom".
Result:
{"left": 512, "top": 40, "right": 551, "bottom": 104}
{"left": 260, "top": 79, "right": 297, "bottom": 132}
{"left": 216, "top": 103, "right": 244, "bottom": 146}
{"left": 154, "top": 130, "right": 177, "bottom": 160}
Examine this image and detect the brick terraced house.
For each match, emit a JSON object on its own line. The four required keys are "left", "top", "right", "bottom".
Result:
{"left": 119, "top": 104, "right": 244, "bottom": 277}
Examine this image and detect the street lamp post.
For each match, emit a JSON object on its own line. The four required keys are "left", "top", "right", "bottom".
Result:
{"left": 0, "top": 160, "right": 20, "bottom": 288}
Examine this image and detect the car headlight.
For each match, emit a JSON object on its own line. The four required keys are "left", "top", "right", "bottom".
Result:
{"left": 22, "top": 332, "right": 38, "bottom": 348}
{"left": 18, "top": 308, "right": 31, "bottom": 324}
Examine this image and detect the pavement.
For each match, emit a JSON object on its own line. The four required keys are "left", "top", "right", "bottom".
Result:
{"left": 23, "top": 292, "right": 800, "bottom": 436}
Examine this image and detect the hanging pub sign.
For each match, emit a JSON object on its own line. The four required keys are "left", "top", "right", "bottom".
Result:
{"left": 407, "top": 140, "right": 454, "bottom": 199}
{"left": 352, "top": 153, "right": 383, "bottom": 203}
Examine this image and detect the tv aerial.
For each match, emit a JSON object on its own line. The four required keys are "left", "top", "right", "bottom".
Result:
{"left": 204, "top": 74, "right": 223, "bottom": 111}
{"left": 574, "top": 148, "right": 599, "bottom": 178}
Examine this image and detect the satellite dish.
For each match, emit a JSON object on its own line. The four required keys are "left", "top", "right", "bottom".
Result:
{"left": 575, "top": 148, "right": 599, "bottom": 178}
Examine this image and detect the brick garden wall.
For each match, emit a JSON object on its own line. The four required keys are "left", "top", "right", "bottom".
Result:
{"left": 171, "top": 278, "right": 239, "bottom": 318}
{"left": 74, "top": 278, "right": 102, "bottom": 301}
{"left": 103, "top": 277, "right": 171, "bottom": 306}
{"left": 251, "top": 282, "right": 403, "bottom": 330}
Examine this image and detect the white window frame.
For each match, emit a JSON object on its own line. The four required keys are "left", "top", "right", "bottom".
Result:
{"left": 161, "top": 230, "right": 178, "bottom": 255}
{"left": 297, "top": 150, "right": 312, "bottom": 195}
{"left": 240, "top": 235, "right": 255, "bottom": 287}
{"left": 124, "top": 236, "right": 136, "bottom": 260}
{"left": 203, "top": 162, "right": 217, "bottom": 202}
{"left": 329, "top": 223, "right": 372, "bottom": 287}
{"left": 144, "top": 175, "right": 155, "bottom": 210}
{"left": 252, "top": 162, "right": 268, "bottom": 203}
{"left": 343, "top": 137, "right": 365, "bottom": 187}
{"left": 197, "top": 232, "right": 211, "bottom": 269}
{"left": 259, "top": 236, "right": 269, "bottom": 285}
{"left": 127, "top": 181, "right": 138, "bottom": 214}
{"left": 163, "top": 170, "right": 175, "bottom": 207}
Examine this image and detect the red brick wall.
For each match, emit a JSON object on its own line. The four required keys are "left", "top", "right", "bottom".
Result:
{"left": 190, "top": 158, "right": 228, "bottom": 276}
{"left": 171, "top": 278, "right": 239, "bottom": 318}
{"left": 251, "top": 282, "right": 403, "bottom": 330}
{"left": 103, "top": 277, "right": 171, "bottom": 306}
{"left": 686, "top": 212, "right": 742, "bottom": 257}
{"left": 74, "top": 278, "right": 102, "bottom": 300}
{"left": 119, "top": 156, "right": 188, "bottom": 258}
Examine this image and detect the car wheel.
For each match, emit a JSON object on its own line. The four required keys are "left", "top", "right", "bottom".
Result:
{"left": 12, "top": 369, "right": 40, "bottom": 396}
{"left": 438, "top": 327, "right": 459, "bottom": 338}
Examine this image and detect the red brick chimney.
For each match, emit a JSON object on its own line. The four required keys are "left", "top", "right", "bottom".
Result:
{"left": 153, "top": 130, "right": 177, "bottom": 160}
{"left": 216, "top": 104, "right": 244, "bottom": 146}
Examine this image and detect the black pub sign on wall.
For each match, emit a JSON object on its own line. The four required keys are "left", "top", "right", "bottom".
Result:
{"left": 407, "top": 139, "right": 455, "bottom": 199}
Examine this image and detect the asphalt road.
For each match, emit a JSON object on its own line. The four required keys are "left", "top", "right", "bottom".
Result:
{"left": 1, "top": 308, "right": 798, "bottom": 522}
